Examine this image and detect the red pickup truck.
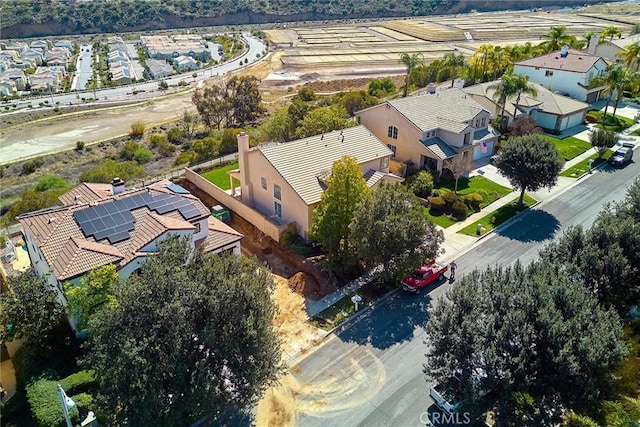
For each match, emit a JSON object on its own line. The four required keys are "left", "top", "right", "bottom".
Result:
{"left": 401, "top": 262, "right": 448, "bottom": 294}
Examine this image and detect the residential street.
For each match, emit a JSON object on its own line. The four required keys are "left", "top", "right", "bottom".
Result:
{"left": 280, "top": 158, "right": 640, "bottom": 427}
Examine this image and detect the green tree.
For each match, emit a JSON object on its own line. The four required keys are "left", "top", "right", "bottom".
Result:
{"left": 260, "top": 106, "right": 295, "bottom": 142}
{"left": 494, "top": 134, "right": 563, "bottom": 205}
{"left": 589, "top": 128, "right": 619, "bottom": 158}
{"left": 226, "top": 75, "right": 266, "bottom": 126}
{"left": 399, "top": 52, "right": 424, "bottom": 97}
{"left": 295, "top": 105, "right": 350, "bottom": 139}
{"left": 600, "top": 26, "right": 622, "bottom": 42}
{"left": 192, "top": 84, "right": 229, "bottom": 130}
{"left": 191, "top": 136, "right": 220, "bottom": 162}
{"left": 596, "top": 64, "right": 630, "bottom": 120}
{"left": 7, "top": 189, "right": 64, "bottom": 221}
{"left": 65, "top": 265, "right": 118, "bottom": 331}
{"left": 33, "top": 175, "right": 70, "bottom": 192}
{"left": 617, "top": 41, "right": 640, "bottom": 71}
{"left": 0, "top": 271, "right": 65, "bottom": 350}
{"left": 335, "top": 90, "right": 379, "bottom": 116}
{"left": 539, "top": 25, "right": 574, "bottom": 53}
{"left": 310, "top": 156, "right": 371, "bottom": 270}
{"left": 295, "top": 87, "right": 316, "bottom": 102}
{"left": 79, "top": 159, "right": 144, "bottom": 183}
{"left": 409, "top": 170, "right": 435, "bottom": 197}
{"left": 84, "top": 237, "right": 282, "bottom": 426}
{"left": 509, "top": 73, "right": 537, "bottom": 119}
{"left": 180, "top": 109, "right": 199, "bottom": 139}
{"left": 350, "top": 183, "right": 443, "bottom": 279}
{"left": 424, "top": 261, "right": 627, "bottom": 425}
{"left": 443, "top": 52, "right": 465, "bottom": 88}
{"left": 490, "top": 74, "right": 518, "bottom": 130}
{"left": 368, "top": 77, "right": 396, "bottom": 97}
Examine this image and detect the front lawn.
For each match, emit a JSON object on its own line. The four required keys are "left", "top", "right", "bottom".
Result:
{"left": 589, "top": 110, "right": 635, "bottom": 132}
{"left": 200, "top": 161, "right": 239, "bottom": 190}
{"left": 544, "top": 135, "right": 592, "bottom": 161}
{"left": 560, "top": 150, "right": 613, "bottom": 178}
{"left": 458, "top": 194, "right": 537, "bottom": 237}
{"left": 424, "top": 207, "right": 459, "bottom": 228}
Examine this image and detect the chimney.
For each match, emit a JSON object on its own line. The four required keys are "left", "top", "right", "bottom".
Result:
{"left": 560, "top": 45, "right": 569, "bottom": 58}
{"left": 236, "top": 132, "right": 253, "bottom": 206}
{"left": 111, "top": 177, "right": 125, "bottom": 195}
{"left": 587, "top": 34, "right": 598, "bottom": 55}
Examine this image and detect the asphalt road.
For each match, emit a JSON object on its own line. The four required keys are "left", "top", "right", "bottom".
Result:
{"left": 4, "top": 33, "right": 266, "bottom": 111}
{"left": 291, "top": 160, "right": 640, "bottom": 427}
{"left": 73, "top": 44, "right": 94, "bottom": 91}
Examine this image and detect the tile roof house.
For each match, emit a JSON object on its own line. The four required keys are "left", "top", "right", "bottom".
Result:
{"left": 18, "top": 179, "right": 243, "bottom": 306}
{"left": 513, "top": 46, "right": 609, "bottom": 103}
{"left": 146, "top": 58, "right": 174, "bottom": 79}
{"left": 356, "top": 88, "right": 498, "bottom": 174}
{"left": 588, "top": 33, "right": 640, "bottom": 64}
{"left": 464, "top": 80, "right": 589, "bottom": 132}
{"left": 231, "top": 126, "right": 402, "bottom": 240}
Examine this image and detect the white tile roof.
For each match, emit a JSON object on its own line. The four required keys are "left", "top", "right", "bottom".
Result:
{"left": 257, "top": 125, "right": 392, "bottom": 205}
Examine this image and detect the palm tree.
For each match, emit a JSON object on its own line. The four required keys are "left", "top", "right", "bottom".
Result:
{"left": 597, "top": 64, "right": 630, "bottom": 121}
{"left": 539, "top": 26, "right": 573, "bottom": 53}
{"left": 581, "top": 30, "right": 597, "bottom": 49}
{"left": 618, "top": 41, "right": 640, "bottom": 71}
{"left": 509, "top": 74, "right": 538, "bottom": 119}
{"left": 399, "top": 52, "right": 424, "bottom": 97}
{"left": 490, "top": 74, "right": 518, "bottom": 130}
{"left": 443, "top": 52, "right": 465, "bottom": 87}
{"left": 475, "top": 44, "right": 494, "bottom": 82}
{"left": 600, "top": 26, "right": 622, "bottom": 42}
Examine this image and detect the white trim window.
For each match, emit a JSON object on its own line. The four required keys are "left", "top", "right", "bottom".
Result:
{"left": 387, "top": 125, "right": 398, "bottom": 139}
{"left": 274, "top": 184, "right": 282, "bottom": 201}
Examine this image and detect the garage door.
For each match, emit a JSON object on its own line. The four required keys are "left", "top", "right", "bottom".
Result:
{"left": 565, "top": 113, "right": 585, "bottom": 130}
{"left": 473, "top": 141, "right": 493, "bottom": 160}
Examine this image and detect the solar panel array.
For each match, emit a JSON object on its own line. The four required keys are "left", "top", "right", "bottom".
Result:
{"left": 73, "top": 192, "right": 202, "bottom": 244}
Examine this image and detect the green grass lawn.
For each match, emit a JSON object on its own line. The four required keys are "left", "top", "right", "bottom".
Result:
{"left": 458, "top": 194, "right": 537, "bottom": 237}
{"left": 425, "top": 176, "right": 512, "bottom": 228}
{"left": 560, "top": 150, "right": 613, "bottom": 178}
{"left": 543, "top": 135, "right": 592, "bottom": 161}
{"left": 589, "top": 110, "right": 635, "bottom": 132}
{"left": 200, "top": 161, "right": 239, "bottom": 190}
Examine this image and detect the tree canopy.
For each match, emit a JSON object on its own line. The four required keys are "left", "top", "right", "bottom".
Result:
{"left": 424, "top": 261, "right": 627, "bottom": 425}
{"left": 494, "top": 134, "right": 563, "bottom": 205}
{"left": 64, "top": 265, "right": 119, "bottom": 331}
{"left": 84, "top": 237, "right": 282, "bottom": 425}
{"left": 590, "top": 128, "right": 619, "bottom": 158}
{"left": 0, "top": 271, "right": 65, "bottom": 350}
{"left": 350, "top": 183, "right": 443, "bottom": 280}
{"left": 310, "top": 156, "right": 371, "bottom": 271}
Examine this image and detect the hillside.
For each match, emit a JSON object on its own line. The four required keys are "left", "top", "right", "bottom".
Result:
{"left": 0, "top": 0, "right": 617, "bottom": 39}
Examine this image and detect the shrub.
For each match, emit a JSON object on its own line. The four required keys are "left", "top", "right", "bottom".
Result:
{"left": 26, "top": 376, "right": 79, "bottom": 427}
{"left": 167, "top": 127, "right": 185, "bottom": 144}
{"left": 148, "top": 134, "right": 168, "bottom": 148}
{"left": 75, "top": 141, "right": 85, "bottom": 151}
{"left": 410, "top": 171, "right": 434, "bottom": 197}
{"left": 22, "top": 161, "right": 37, "bottom": 174}
{"left": 59, "top": 370, "right": 95, "bottom": 395}
{"left": 157, "top": 141, "right": 176, "bottom": 157}
{"left": 585, "top": 112, "right": 598, "bottom": 123}
{"left": 120, "top": 141, "right": 141, "bottom": 160}
{"left": 79, "top": 160, "right": 144, "bottom": 183}
{"left": 463, "top": 192, "right": 483, "bottom": 210}
{"left": 442, "top": 191, "right": 457, "bottom": 206}
{"left": 133, "top": 147, "right": 153, "bottom": 164}
{"left": 429, "top": 196, "right": 446, "bottom": 211}
{"left": 174, "top": 151, "right": 196, "bottom": 165}
{"left": 129, "top": 121, "right": 146, "bottom": 138}
{"left": 452, "top": 201, "right": 468, "bottom": 219}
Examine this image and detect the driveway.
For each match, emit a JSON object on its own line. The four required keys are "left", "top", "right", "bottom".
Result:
{"left": 469, "top": 157, "right": 512, "bottom": 189}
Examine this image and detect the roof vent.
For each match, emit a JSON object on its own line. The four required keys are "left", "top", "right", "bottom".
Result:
{"left": 48, "top": 217, "right": 56, "bottom": 224}
{"left": 560, "top": 45, "right": 569, "bottom": 58}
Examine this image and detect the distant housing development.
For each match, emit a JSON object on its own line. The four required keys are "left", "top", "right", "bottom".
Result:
{"left": 141, "top": 34, "right": 210, "bottom": 61}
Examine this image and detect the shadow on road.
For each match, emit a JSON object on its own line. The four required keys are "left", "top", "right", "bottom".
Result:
{"left": 496, "top": 209, "right": 560, "bottom": 242}
{"left": 335, "top": 290, "right": 432, "bottom": 350}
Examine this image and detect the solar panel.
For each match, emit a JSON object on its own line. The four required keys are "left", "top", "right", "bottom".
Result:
{"left": 94, "top": 204, "right": 108, "bottom": 217}
{"left": 102, "top": 215, "right": 116, "bottom": 228}
{"left": 107, "top": 231, "right": 130, "bottom": 244}
{"left": 105, "top": 203, "right": 119, "bottom": 215}
{"left": 166, "top": 184, "right": 190, "bottom": 194}
{"left": 94, "top": 228, "right": 113, "bottom": 241}
{"left": 179, "top": 206, "right": 201, "bottom": 220}
{"left": 155, "top": 204, "right": 176, "bottom": 214}
{"left": 81, "top": 222, "right": 96, "bottom": 236}
{"left": 74, "top": 210, "right": 88, "bottom": 224}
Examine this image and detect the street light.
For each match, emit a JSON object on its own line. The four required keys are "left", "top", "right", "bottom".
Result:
{"left": 57, "top": 384, "right": 75, "bottom": 427}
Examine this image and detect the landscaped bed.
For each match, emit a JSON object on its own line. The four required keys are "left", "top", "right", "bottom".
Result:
{"left": 424, "top": 175, "right": 512, "bottom": 228}
{"left": 588, "top": 110, "right": 635, "bottom": 132}
{"left": 544, "top": 134, "right": 592, "bottom": 161}
{"left": 560, "top": 150, "right": 613, "bottom": 178}
{"left": 458, "top": 194, "right": 537, "bottom": 237}
{"left": 200, "top": 161, "right": 239, "bottom": 190}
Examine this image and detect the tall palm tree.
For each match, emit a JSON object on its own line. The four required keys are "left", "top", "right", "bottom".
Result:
{"left": 596, "top": 64, "right": 629, "bottom": 120}
{"left": 490, "top": 74, "right": 518, "bottom": 130}
{"left": 600, "top": 26, "right": 622, "bottom": 42}
{"left": 475, "top": 44, "right": 494, "bottom": 82}
{"left": 509, "top": 73, "right": 538, "bottom": 119}
{"left": 539, "top": 25, "right": 573, "bottom": 53}
{"left": 618, "top": 41, "right": 640, "bottom": 71}
{"left": 443, "top": 52, "right": 465, "bottom": 87}
{"left": 399, "top": 52, "right": 424, "bottom": 97}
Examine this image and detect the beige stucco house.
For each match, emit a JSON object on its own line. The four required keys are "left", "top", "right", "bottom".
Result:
{"left": 232, "top": 126, "right": 403, "bottom": 240}
{"left": 356, "top": 88, "right": 498, "bottom": 175}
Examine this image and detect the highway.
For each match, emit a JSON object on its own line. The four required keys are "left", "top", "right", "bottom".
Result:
{"left": 4, "top": 33, "right": 266, "bottom": 111}
{"left": 288, "top": 160, "right": 639, "bottom": 427}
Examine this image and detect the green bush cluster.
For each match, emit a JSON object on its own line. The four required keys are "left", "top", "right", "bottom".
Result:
{"left": 463, "top": 192, "right": 483, "bottom": 211}
{"left": 585, "top": 112, "right": 598, "bottom": 123}
{"left": 452, "top": 201, "right": 468, "bottom": 219}
{"left": 26, "top": 376, "right": 79, "bottom": 427}
{"left": 429, "top": 196, "right": 446, "bottom": 210}
{"left": 59, "top": 370, "right": 95, "bottom": 395}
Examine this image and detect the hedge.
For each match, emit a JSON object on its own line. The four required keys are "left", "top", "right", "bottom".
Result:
{"left": 59, "top": 370, "right": 95, "bottom": 395}
{"left": 26, "top": 377, "right": 79, "bottom": 427}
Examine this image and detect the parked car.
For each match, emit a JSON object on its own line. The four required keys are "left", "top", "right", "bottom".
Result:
{"left": 609, "top": 143, "right": 635, "bottom": 167}
{"left": 400, "top": 261, "right": 448, "bottom": 294}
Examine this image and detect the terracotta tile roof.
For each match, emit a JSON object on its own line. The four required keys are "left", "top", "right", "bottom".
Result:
{"left": 59, "top": 183, "right": 113, "bottom": 205}
{"left": 19, "top": 180, "right": 214, "bottom": 281}
{"left": 201, "top": 216, "right": 243, "bottom": 253}
{"left": 515, "top": 49, "right": 604, "bottom": 73}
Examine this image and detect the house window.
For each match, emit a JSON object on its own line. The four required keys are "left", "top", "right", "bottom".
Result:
{"left": 387, "top": 125, "right": 398, "bottom": 139}
{"left": 274, "top": 201, "right": 282, "bottom": 218}
{"left": 274, "top": 184, "right": 281, "bottom": 201}
{"left": 261, "top": 177, "right": 267, "bottom": 190}
{"left": 464, "top": 133, "right": 471, "bottom": 144}
{"left": 481, "top": 117, "right": 487, "bottom": 127}
{"left": 474, "top": 119, "right": 480, "bottom": 127}
{"left": 545, "top": 70, "right": 554, "bottom": 77}
{"left": 387, "top": 144, "right": 397, "bottom": 158}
